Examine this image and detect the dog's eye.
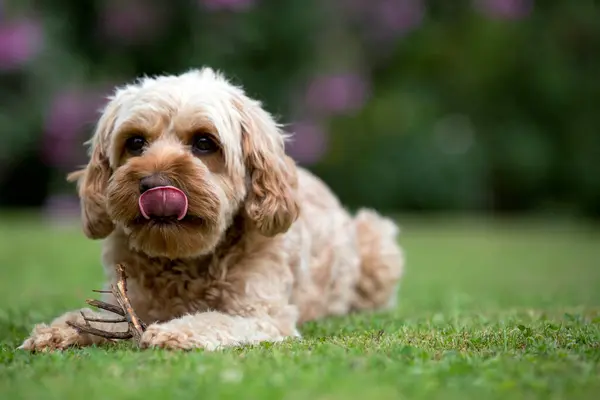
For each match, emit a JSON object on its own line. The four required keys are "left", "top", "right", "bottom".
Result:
{"left": 192, "top": 134, "right": 218, "bottom": 155}
{"left": 125, "top": 136, "right": 146, "bottom": 156}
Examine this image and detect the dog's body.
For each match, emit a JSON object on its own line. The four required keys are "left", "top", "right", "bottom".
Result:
{"left": 20, "top": 68, "right": 404, "bottom": 351}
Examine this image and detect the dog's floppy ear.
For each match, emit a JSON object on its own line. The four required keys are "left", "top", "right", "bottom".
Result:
{"left": 236, "top": 97, "right": 300, "bottom": 237}
{"left": 67, "top": 100, "right": 119, "bottom": 239}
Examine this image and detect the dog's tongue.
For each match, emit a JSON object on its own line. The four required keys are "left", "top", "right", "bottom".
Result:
{"left": 139, "top": 186, "right": 188, "bottom": 220}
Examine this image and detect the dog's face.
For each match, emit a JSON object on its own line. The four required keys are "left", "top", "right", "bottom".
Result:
{"left": 69, "top": 68, "right": 299, "bottom": 259}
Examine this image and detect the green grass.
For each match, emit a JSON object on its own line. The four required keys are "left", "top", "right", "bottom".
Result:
{"left": 0, "top": 214, "right": 599, "bottom": 399}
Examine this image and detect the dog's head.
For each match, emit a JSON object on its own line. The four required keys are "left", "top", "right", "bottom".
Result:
{"left": 68, "top": 68, "right": 300, "bottom": 259}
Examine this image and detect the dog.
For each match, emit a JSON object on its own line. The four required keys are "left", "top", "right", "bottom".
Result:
{"left": 20, "top": 68, "right": 404, "bottom": 351}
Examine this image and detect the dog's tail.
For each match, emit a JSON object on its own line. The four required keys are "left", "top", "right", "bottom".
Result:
{"left": 351, "top": 208, "right": 405, "bottom": 312}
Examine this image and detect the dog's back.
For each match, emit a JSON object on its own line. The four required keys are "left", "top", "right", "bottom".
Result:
{"left": 289, "top": 168, "right": 404, "bottom": 322}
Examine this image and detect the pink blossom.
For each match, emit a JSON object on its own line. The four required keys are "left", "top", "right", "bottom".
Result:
{"left": 98, "top": 0, "right": 167, "bottom": 44}
{"left": 375, "top": 0, "right": 424, "bottom": 37}
{"left": 0, "top": 17, "right": 43, "bottom": 71}
{"left": 342, "top": 0, "right": 424, "bottom": 41}
{"left": 43, "top": 88, "right": 111, "bottom": 169}
{"left": 474, "top": 0, "right": 534, "bottom": 20}
{"left": 200, "top": 0, "right": 255, "bottom": 12}
{"left": 42, "top": 194, "right": 82, "bottom": 227}
{"left": 305, "top": 73, "right": 371, "bottom": 116}
{"left": 286, "top": 121, "right": 328, "bottom": 165}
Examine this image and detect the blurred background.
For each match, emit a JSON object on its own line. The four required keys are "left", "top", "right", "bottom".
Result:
{"left": 0, "top": 0, "right": 599, "bottom": 222}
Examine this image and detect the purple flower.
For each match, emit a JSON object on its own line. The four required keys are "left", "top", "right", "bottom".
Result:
{"left": 343, "top": 0, "right": 424, "bottom": 41}
{"left": 200, "top": 0, "right": 255, "bottom": 12}
{"left": 98, "top": 0, "right": 166, "bottom": 44}
{"left": 305, "top": 72, "right": 371, "bottom": 116}
{"left": 0, "top": 17, "right": 43, "bottom": 71}
{"left": 474, "top": 0, "right": 534, "bottom": 20}
{"left": 42, "top": 194, "right": 82, "bottom": 228}
{"left": 286, "top": 120, "right": 329, "bottom": 165}
{"left": 338, "top": 0, "right": 424, "bottom": 59}
{"left": 43, "top": 88, "right": 111, "bottom": 169}
{"left": 374, "top": 0, "right": 425, "bottom": 38}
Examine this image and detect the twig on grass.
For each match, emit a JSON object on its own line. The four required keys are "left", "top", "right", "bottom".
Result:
{"left": 66, "top": 264, "right": 146, "bottom": 343}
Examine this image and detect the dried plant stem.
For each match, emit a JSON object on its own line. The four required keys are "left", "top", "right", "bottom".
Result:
{"left": 66, "top": 263, "right": 146, "bottom": 343}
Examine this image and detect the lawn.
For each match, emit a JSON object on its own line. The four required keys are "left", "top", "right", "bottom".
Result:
{"left": 0, "top": 213, "right": 599, "bottom": 399}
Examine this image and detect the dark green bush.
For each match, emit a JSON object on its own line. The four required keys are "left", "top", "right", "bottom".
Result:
{"left": 0, "top": 1, "right": 598, "bottom": 217}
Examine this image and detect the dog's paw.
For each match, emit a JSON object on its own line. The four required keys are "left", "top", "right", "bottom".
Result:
{"left": 18, "top": 324, "right": 82, "bottom": 352}
{"left": 139, "top": 324, "right": 198, "bottom": 351}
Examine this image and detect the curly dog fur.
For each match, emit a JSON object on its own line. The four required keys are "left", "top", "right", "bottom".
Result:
{"left": 20, "top": 68, "right": 404, "bottom": 351}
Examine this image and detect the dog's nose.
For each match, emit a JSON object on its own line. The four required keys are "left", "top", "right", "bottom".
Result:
{"left": 139, "top": 174, "right": 175, "bottom": 193}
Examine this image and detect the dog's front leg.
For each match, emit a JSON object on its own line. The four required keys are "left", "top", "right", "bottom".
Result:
{"left": 139, "top": 307, "right": 300, "bottom": 351}
{"left": 18, "top": 307, "right": 129, "bottom": 351}
{"left": 140, "top": 258, "right": 300, "bottom": 351}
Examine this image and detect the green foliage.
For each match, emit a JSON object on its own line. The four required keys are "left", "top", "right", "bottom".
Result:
{"left": 317, "top": 2, "right": 600, "bottom": 216}
{"left": 0, "top": 1, "right": 599, "bottom": 216}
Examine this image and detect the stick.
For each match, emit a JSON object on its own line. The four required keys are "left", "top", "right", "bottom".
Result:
{"left": 66, "top": 321, "right": 133, "bottom": 340}
{"left": 67, "top": 263, "right": 146, "bottom": 343}
{"left": 113, "top": 264, "right": 147, "bottom": 339}
{"left": 80, "top": 316, "right": 127, "bottom": 323}
{"left": 85, "top": 299, "right": 125, "bottom": 316}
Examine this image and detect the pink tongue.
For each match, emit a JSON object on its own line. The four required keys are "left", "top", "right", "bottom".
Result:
{"left": 139, "top": 186, "right": 188, "bottom": 220}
